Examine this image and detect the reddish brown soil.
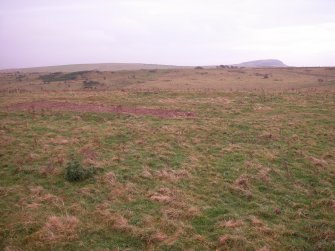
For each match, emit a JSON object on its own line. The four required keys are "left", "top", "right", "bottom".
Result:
{"left": 8, "top": 101, "right": 194, "bottom": 118}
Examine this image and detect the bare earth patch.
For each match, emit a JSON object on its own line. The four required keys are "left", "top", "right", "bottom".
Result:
{"left": 7, "top": 101, "right": 195, "bottom": 118}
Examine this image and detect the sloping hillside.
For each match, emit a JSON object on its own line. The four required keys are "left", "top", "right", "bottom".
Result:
{"left": 0, "top": 63, "right": 189, "bottom": 73}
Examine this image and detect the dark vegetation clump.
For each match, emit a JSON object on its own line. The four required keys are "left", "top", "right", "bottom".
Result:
{"left": 218, "top": 65, "right": 239, "bottom": 69}
{"left": 255, "top": 73, "right": 270, "bottom": 79}
{"left": 64, "top": 159, "right": 96, "bottom": 182}
{"left": 195, "top": 66, "right": 204, "bottom": 70}
{"left": 83, "top": 80, "right": 100, "bottom": 89}
{"left": 40, "top": 71, "right": 91, "bottom": 83}
{"left": 15, "top": 73, "right": 25, "bottom": 82}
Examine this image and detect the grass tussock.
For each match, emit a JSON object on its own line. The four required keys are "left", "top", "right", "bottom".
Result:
{"left": 36, "top": 216, "right": 80, "bottom": 242}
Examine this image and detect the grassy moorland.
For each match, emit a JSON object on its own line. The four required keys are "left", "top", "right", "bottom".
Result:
{"left": 0, "top": 68, "right": 334, "bottom": 250}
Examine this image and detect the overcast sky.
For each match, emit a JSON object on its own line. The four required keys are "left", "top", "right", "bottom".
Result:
{"left": 1, "top": 0, "right": 334, "bottom": 69}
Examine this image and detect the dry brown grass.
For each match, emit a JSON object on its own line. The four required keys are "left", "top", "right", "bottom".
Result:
{"left": 141, "top": 167, "right": 153, "bottom": 178}
{"left": 35, "top": 215, "right": 80, "bottom": 242}
{"left": 217, "top": 234, "right": 247, "bottom": 248}
{"left": 39, "top": 163, "right": 60, "bottom": 176}
{"left": 218, "top": 219, "right": 244, "bottom": 228}
{"left": 257, "top": 246, "right": 270, "bottom": 251}
{"left": 4, "top": 246, "right": 24, "bottom": 251}
{"left": 250, "top": 216, "right": 264, "bottom": 226}
{"left": 309, "top": 156, "right": 328, "bottom": 167}
{"left": 149, "top": 188, "right": 175, "bottom": 204}
{"left": 234, "top": 175, "right": 250, "bottom": 190}
{"left": 80, "top": 144, "right": 97, "bottom": 161}
{"left": 258, "top": 167, "right": 272, "bottom": 183}
{"left": 155, "top": 168, "right": 190, "bottom": 182}
{"left": 0, "top": 72, "right": 334, "bottom": 250}
{"left": 102, "top": 171, "right": 117, "bottom": 185}
{"left": 94, "top": 203, "right": 131, "bottom": 231}
{"left": 24, "top": 186, "right": 65, "bottom": 213}
{"left": 1, "top": 67, "right": 335, "bottom": 92}
{"left": 49, "top": 136, "right": 70, "bottom": 145}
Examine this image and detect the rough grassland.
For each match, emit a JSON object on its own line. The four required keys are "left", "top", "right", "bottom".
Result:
{"left": 0, "top": 69, "right": 335, "bottom": 250}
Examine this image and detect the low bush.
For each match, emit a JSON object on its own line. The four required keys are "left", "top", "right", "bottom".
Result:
{"left": 40, "top": 71, "right": 91, "bottom": 83}
{"left": 64, "top": 159, "right": 95, "bottom": 182}
{"left": 83, "top": 80, "right": 100, "bottom": 89}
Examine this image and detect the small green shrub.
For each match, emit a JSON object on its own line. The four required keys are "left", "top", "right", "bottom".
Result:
{"left": 64, "top": 159, "right": 95, "bottom": 182}
{"left": 40, "top": 71, "right": 91, "bottom": 83}
{"left": 83, "top": 80, "right": 100, "bottom": 89}
{"left": 195, "top": 66, "right": 204, "bottom": 70}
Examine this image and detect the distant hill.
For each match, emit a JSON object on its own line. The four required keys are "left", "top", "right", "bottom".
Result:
{"left": 0, "top": 63, "right": 189, "bottom": 73}
{"left": 235, "top": 59, "right": 287, "bottom": 68}
{"left": 1, "top": 60, "right": 289, "bottom": 73}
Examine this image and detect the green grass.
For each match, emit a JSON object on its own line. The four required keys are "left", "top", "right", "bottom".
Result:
{"left": 0, "top": 90, "right": 334, "bottom": 250}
